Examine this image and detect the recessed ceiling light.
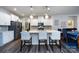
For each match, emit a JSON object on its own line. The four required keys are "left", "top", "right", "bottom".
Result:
{"left": 31, "top": 8, "right": 33, "bottom": 11}
{"left": 13, "top": 8, "right": 17, "bottom": 11}
{"left": 45, "top": 6, "right": 50, "bottom": 10}
{"left": 14, "top": 8, "right": 17, "bottom": 11}
{"left": 47, "top": 7, "right": 50, "bottom": 10}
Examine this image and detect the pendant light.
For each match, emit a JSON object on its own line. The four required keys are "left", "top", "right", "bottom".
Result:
{"left": 30, "top": 15, "right": 33, "bottom": 19}
{"left": 45, "top": 14, "right": 49, "bottom": 19}
{"left": 30, "top": 6, "right": 33, "bottom": 11}
{"left": 30, "top": 6, "right": 34, "bottom": 19}
{"left": 45, "top": 6, "right": 49, "bottom": 19}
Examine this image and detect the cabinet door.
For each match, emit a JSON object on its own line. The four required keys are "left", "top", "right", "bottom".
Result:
{"left": 3, "top": 31, "right": 14, "bottom": 44}
{"left": 0, "top": 12, "right": 11, "bottom": 25}
{"left": 49, "top": 20, "right": 52, "bottom": 26}
{"left": 44, "top": 20, "right": 52, "bottom": 26}
{"left": 44, "top": 20, "right": 47, "bottom": 25}
{"left": 30, "top": 19, "right": 38, "bottom": 26}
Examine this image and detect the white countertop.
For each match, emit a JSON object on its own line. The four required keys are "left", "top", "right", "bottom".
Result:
{"left": 22, "top": 30, "right": 59, "bottom": 33}
{"left": 0, "top": 31, "right": 14, "bottom": 32}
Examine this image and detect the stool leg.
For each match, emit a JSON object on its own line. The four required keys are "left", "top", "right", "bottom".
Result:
{"left": 56, "top": 40, "right": 58, "bottom": 46}
{"left": 38, "top": 40, "right": 40, "bottom": 52}
{"left": 24, "top": 40, "right": 26, "bottom": 46}
{"left": 45, "top": 40, "right": 47, "bottom": 45}
{"left": 30, "top": 39, "right": 32, "bottom": 47}
{"left": 45, "top": 40, "right": 48, "bottom": 51}
{"left": 51, "top": 40, "right": 54, "bottom": 52}
{"left": 30, "top": 38, "right": 32, "bottom": 46}
{"left": 59, "top": 40, "right": 61, "bottom": 52}
{"left": 49, "top": 37, "right": 50, "bottom": 45}
{"left": 20, "top": 40, "right": 23, "bottom": 52}
{"left": 28, "top": 40, "right": 32, "bottom": 53}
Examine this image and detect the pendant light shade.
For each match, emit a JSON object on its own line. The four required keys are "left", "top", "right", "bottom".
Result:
{"left": 30, "top": 15, "right": 33, "bottom": 19}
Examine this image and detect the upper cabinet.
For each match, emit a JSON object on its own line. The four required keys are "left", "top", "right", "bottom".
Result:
{"left": 30, "top": 19, "right": 38, "bottom": 26}
{"left": 0, "top": 12, "right": 11, "bottom": 25}
{"left": 11, "top": 14, "right": 19, "bottom": 21}
{"left": 0, "top": 8, "right": 21, "bottom": 26}
{"left": 44, "top": 19, "right": 52, "bottom": 26}
{"left": 30, "top": 19, "right": 52, "bottom": 26}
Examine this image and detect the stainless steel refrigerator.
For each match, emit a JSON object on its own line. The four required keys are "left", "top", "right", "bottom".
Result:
{"left": 8, "top": 21, "right": 22, "bottom": 40}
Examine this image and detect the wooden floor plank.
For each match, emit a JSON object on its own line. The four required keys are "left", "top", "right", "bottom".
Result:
{"left": 0, "top": 39, "right": 79, "bottom": 53}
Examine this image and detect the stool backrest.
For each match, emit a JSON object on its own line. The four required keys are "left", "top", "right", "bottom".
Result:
{"left": 51, "top": 31, "right": 61, "bottom": 40}
{"left": 20, "top": 32, "right": 30, "bottom": 40}
{"left": 39, "top": 31, "right": 47, "bottom": 40}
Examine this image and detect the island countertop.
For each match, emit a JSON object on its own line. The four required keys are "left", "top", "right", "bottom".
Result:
{"left": 22, "top": 30, "right": 58, "bottom": 33}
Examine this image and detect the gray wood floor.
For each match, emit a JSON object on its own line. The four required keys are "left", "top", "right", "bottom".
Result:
{"left": 0, "top": 39, "right": 79, "bottom": 53}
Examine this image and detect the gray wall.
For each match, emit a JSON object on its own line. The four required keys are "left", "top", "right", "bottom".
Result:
{"left": 52, "top": 15, "right": 78, "bottom": 30}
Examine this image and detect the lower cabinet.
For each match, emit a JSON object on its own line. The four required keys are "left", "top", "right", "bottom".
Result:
{"left": 0, "top": 31, "right": 14, "bottom": 46}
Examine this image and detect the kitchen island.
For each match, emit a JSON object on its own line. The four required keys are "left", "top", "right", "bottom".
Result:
{"left": 21, "top": 30, "right": 59, "bottom": 45}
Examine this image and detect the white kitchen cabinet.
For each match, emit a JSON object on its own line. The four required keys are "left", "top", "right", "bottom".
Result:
{"left": 30, "top": 19, "right": 52, "bottom": 26}
{"left": 0, "top": 31, "right": 14, "bottom": 46}
{"left": 30, "top": 19, "right": 38, "bottom": 26}
{"left": 0, "top": 12, "right": 11, "bottom": 25}
{"left": 44, "top": 20, "right": 52, "bottom": 26}
{"left": 11, "top": 14, "right": 19, "bottom": 21}
{"left": 38, "top": 19, "right": 45, "bottom": 23}
{"left": 44, "top": 20, "right": 47, "bottom": 25}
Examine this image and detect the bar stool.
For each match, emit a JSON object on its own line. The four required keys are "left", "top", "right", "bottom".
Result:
{"left": 49, "top": 31, "right": 61, "bottom": 52}
{"left": 38, "top": 31, "right": 48, "bottom": 51}
{"left": 20, "top": 32, "right": 32, "bottom": 52}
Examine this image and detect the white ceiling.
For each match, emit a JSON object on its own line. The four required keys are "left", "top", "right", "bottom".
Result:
{"left": 1, "top": 6, "right": 79, "bottom": 17}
